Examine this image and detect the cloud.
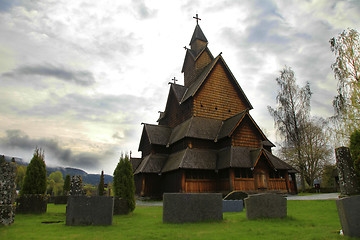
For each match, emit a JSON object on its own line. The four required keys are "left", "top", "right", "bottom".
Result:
{"left": 2, "top": 64, "right": 96, "bottom": 86}
{"left": 132, "top": 0, "right": 157, "bottom": 19}
{"left": 0, "top": 129, "right": 117, "bottom": 172}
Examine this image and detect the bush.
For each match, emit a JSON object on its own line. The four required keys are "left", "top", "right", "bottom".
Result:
{"left": 98, "top": 170, "right": 105, "bottom": 196}
{"left": 113, "top": 153, "right": 135, "bottom": 212}
{"left": 350, "top": 130, "right": 360, "bottom": 182}
{"left": 21, "top": 148, "right": 47, "bottom": 195}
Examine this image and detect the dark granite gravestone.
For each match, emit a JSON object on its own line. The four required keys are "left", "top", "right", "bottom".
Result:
{"left": 222, "top": 200, "right": 243, "bottom": 212}
{"left": 336, "top": 195, "right": 360, "bottom": 238}
{"left": 113, "top": 197, "right": 129, "bottom": 215}
{"left": 0, "top": 162, "right": 17, "bottom": 225}
{"left": 66, "top": 196, "right": 114, "bottom": 226}
{"left": 335, "top": 147, "right": 360, "bottom": 196}
{"left": 163, "top": 193, "right": 223, "bottom": 223}
{"left": 244, "top": 193, "right": 287, "bottom": 220}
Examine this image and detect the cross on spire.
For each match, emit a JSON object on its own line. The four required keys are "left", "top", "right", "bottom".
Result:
{"left": 193, "top": 14, "right": 201, "bottom": 24}
{"left": 172, "top": 77, "right": 178, "bottom": 84}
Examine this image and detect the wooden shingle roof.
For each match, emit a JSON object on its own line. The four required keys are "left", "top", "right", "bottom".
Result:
{"left": 134, "top": 153, "right": 168, "bottom": 174}
{"left": 161, "top": 148, "right": 217, "bottom": 173}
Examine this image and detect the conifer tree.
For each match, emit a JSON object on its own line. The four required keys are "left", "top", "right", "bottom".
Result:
{"left": 113, "top": 153, "right": 135, "bottom": 211}
{"left": 21, "top": 147, "right": 47, "bottom": 195}
{"left": 98, "top": 170, "right": 105, "bottom": 196}
{"left": 63, "top": 174, "right": 71, "bottom": 195}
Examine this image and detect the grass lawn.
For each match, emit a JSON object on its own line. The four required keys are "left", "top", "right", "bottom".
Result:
{"left": 0, "top": 200, "right": 353, "bottom": 240}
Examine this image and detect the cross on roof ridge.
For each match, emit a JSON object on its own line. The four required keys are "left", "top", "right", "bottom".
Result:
{"left": 193, "top": 14, "right": 201, "bottom": 24}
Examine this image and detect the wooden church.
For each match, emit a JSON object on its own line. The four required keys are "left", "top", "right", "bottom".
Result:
{"left": 132, "top": 17, "right": 298, "bottom": 198}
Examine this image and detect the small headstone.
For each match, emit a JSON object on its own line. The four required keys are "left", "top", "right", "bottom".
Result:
{"left": 222, "top": 200, "right": 243, "bottom": 212}
{"left": 163, "top": 193, "right": 223, "bottom": 223}
{"left": 336, "top": 195, "right": 360, "bottom": 238}
{"left": 66, "top": 196, "right": 114, "bottom": 226}
{"left": 335, "top": 147, "right": 360, "bottom": 196}
{"left": 245, "top": 193, "right": 287, "bottom": 219}
{"left": 0, "top": 162, "right": 17, "bottom": 225}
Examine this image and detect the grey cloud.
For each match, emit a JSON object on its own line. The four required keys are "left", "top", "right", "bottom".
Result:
{"left": 0, "top": 129, "right": 115, "bottom": 171}
{"left": 131, "top": 0, "right": 157, "bottom": 19}
{"left": 2, "top": 64, "right": 95, "bottom": 87}
{"left": 16, "top": 93, "right": 153, "bottom": 124}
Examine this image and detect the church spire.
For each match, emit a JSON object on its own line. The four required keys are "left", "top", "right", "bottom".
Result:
{"left": 189, "top": 14, "right": 208, "bottom": 53}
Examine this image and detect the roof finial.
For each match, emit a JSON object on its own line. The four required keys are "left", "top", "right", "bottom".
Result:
{"left": 193, "top": 13, "right": 201, "bottom": 25}
{"left": 168, "top": 77, "right": 178, "bottom": 85}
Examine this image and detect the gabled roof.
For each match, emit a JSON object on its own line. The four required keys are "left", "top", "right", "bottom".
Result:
{"left": 138, "top": 124, "right": 171, "bottom": 151}
{"left": 217, "top": 146, "right": 295, "bottom": 171}
{"left": 130, "top": 157, "right": 142, "bottom": 172}
{"left": 171, "top": 83, "right": 187, "bottom": 103}
{"left": 180, "top": 54, "right": 253, "bottom": 111}
{"left": 216, "top": 110, "right": 248, "bottom": 140}
{"left": 134, "top": 153, "right": 168, "bottom": 174}
{"left": 181, "top": 47, "right": 214, "bottom": 73}
{"left": 190, "top": 24, "right": 208, "bottom": 45}
{"left": 161, "top": 148, "right": 217, "bottom": 173}
{"left": 168, "top": 116, "right": 223, "bottom": 145}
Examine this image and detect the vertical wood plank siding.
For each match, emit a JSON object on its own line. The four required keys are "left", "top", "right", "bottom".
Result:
{"left": 185, "top": 179, "right": 217, "bottom": 192}
{"left": 233, "top": 178, "right": 256, "bottom": 191}
{"left": 193, "top": 62, "right": 248, "bottom": 120}
{"left": 268, "top": 179, "right": 287, "bottom": 191}
{"left": 232, "top": 117, "right": 262, "bottom": 148}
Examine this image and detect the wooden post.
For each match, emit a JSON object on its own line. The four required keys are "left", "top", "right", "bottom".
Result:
{"left": 181, "top": 170, "right": 186, "bottom": 193}
{"left": 229, "top": 169, "right": 234, "bottom": 191}
{"left": 141, "top": 175, "right": 146, "bottom": 196}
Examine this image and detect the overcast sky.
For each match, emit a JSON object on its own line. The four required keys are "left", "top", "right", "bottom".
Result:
{"left": 0, "top": 0, "right": 359, "bottom": 174}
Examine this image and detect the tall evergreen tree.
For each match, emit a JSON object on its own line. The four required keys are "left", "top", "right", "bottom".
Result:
{"left": 98, "top": 170, "right": 105, "bottom": 196}
{"left": 21, "top": 147, "right": 47, "bottom": 195}
{"left": 0, "top": 155, "right": 5, "bottom": 164}
{"left": 113, "top": 153, "right": 135, "bottom": 212}
{"left": 63, "top": 174, "right": 71, "bottom": 195}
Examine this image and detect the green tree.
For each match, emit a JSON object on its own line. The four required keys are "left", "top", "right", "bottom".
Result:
{"left": 0, "top": 155, "right": 5, "bottom": 164}
{"left": 98, "top": 170, "right": 105, "bottom": 196}
{"left": 330, "top": 28, "right": 360, "bottom": 145}
{"left": 322, "top": 164, "right": 337, "bottom": 189}
{"left": 16, "top": 165, "right": 27, "bottom": 190}
{"left": 113, "top": 153, "right": 135, "bottom": 212}
{"left": 350, "top": 130, "right": 360, "bottom": 182}
{"left": 47, "top": 171, "right": 64, "bottom": 196}
{"left": 63, "top": 174, "right": 71, "bottom": 195}
{"left": 268, "top": 66, "right": 312, "bottom": 191}
{"left": 21, "top": 147, "right": 47, "bottom": 195}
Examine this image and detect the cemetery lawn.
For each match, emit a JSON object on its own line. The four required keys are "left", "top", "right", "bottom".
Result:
{"left": 0, "top": 200, "right": 350, "bottom": 240}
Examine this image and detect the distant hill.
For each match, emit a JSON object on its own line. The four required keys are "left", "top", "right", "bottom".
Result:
{"left": 2, "top": 154, "right": 113, "bottom": 185}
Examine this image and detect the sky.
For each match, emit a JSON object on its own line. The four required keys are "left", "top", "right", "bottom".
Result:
{"left": 0, "top": 0, "right": 359, "bottom": 175}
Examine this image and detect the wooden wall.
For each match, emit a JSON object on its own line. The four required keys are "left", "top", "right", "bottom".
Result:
{"left": 232, "top": 117, "right": 262, "bottom": 148}
{"left": 193, "top": 62, "right": 249, "bottom": 120}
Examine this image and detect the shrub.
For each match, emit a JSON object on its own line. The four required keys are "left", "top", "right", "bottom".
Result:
{"left": 113, "top": 153, "right": 135, "bottom": 212}
{"left": 350, "top": 130, "right": 360, "bottom": 182}
{"left": 21, "top": 147, "right": 47, "bottom": 195}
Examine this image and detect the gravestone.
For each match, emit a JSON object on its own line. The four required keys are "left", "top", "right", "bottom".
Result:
{"left": 335, "top": 147, "right": 360, "bottom": 196}
{"left": 245, "top": 193, "right": 287, "bottom": 219}
{"left": 66, "top": 196, "right": 114, "bottom": 226}
{"left": 113, "top": 197, "right": 129, "bottom": 215}
{"left": 335, "top": 147, "right": 360, "bottom": 238}
{"left": 336, "top": 195, "right": 360, "bottom": 238}
{"left": 163, "top": 193, "right": 223, "bottom": 223}
{"left": 222, "top": 200, "right": 243, "bottom": 212}
{"left": 0, "top": 162, "right": 17, "bottom": 225}
{"left": 69, "top": 175, "right": 85, "bottom": 196}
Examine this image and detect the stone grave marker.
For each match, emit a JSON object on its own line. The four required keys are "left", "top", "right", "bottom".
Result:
{"left": 163, "top": 193, "right": 223, "bottom": 223}
{"left": 245, "top": 193, "right": 287, "bottom": 220}
{"left": 0, "top": 162, "right": 17, "bottom": 225}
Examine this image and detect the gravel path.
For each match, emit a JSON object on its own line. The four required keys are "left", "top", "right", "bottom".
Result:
{"left": 136, "top": 193, "right": 340, "bottom": 206}
{"left": 286, "top": 193, "right": 339, "bottom": 200}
